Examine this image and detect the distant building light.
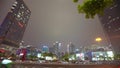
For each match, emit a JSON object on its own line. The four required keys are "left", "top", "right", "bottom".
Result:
{"left": 14, "top": 2, "right": 18, "bottom": 4}
{"left": 12, "top": 4, "right": 17, "bottom": 7}
{"left": 112, "top": 18, "right": 115, "bottom": 21}
{"left": 17, "top": 15, "right": 20, "bottom": 18}
{"left": 108, "top": 16, "right": 111, "bottom": 19}
{"left": 117, "top": 17, "right": 119, "bottom": 19}
{"left": 11, "top": 7, "right": 15, "bottom": 10}
{"left": 27, "top": 10, "right": 30, "bottom": 13}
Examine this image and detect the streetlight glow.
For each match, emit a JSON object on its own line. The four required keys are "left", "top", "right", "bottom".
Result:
{"left": 95, "top": 37, "right": 102, "bottom": 42}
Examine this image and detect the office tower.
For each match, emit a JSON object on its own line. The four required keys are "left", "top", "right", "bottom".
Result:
{"left": 49, "top": 47, "right": 54, "bottom": 53}
{"left": 42, "top": 45, "right": 49, "bottom": 53}
{"left": 53, "top": 41, "right": 61, "bottom": 57}
{"left": 0, "top": 0, "right": 31, "bottom": 48}
{"left": 67, "top": 42, "right": 75, "bottom": 54}
{"left": 99, "top": 0, "right": 120, "bottom": 53}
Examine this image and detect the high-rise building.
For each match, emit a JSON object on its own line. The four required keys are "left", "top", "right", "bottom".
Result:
{"left": 49, "top": 47, "right": 54, "bottom": 53}
{"left": 0, "top": 0, "right": 31, "bottom": 48}
{"left": 67, "top": 42, "right": 75, "bottom": 54}
{"left": 42, "top": 45, "right": 49, "bottom": 53}
{"left": 53, "top": 41, "right": 62, "bottom": 57}
{"left": 99, "top": 0, "right": 120, "bottom": 53}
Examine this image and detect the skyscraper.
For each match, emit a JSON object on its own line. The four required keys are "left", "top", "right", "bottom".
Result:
{"left": 53, "top": 41, "right": 62, "bottom": 57}
{"left": 0, "top": 0, "right": 31, "bottom": 48}
{"left": 42, "top": 45, "right": 49, "bottom": 53}
{"left": 99, "top": 0, "right": 120, "bottom": 53}
{"left": 67, "top": 42, "right": 75, "bottom": 54}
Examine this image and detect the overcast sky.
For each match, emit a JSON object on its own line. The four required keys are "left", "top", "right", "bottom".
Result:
{"left": 22, "top": 0, "right": 108, "bottom": 49}
{"left": 0, "top": 0, "right": 108, "bottom": 50}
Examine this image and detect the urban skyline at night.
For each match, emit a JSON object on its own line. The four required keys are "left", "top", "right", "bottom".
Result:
{"left": 0, "top": 0, "right": 120, "bottom": 68}
{"left": 0, "top": 0, "right": 119, "bottom": 51}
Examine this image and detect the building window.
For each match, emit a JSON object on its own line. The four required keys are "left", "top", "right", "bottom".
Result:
{"left": 17, "top": 14, "right": 20, "bottom": 18}
{"left": 108, "top": 26, "right": 111, "bottom": 29}
{"left": 117, "top": 17, "right": 119, "bottom": 19}
{"left": 14, "top": 1, "right": 18, "bottom": 4}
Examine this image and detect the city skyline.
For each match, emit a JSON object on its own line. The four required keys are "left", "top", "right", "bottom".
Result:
{"left": 22, "top": 0, "right": 108, "bottom": 50}
{"left": 0, "top": 0, "right": 108, "bottom": 51}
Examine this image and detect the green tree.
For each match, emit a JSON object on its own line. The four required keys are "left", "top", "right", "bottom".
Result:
{"left": 73, "top": 0, "right": 114, "bottom": 19}
{"left": 114, "top": 53, "right": 120, "bottom": 60}
{"left": 61, "top": 53, "right": 70, "bottom": 62}
{"left": 42, "top": 52, "right": 55, "bottom": 57}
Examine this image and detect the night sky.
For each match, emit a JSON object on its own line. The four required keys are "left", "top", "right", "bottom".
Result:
{"left": 0, "top": 0, "right": 108, "bottom": 50}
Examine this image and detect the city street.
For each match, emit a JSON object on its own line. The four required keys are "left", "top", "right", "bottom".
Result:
{"left": 0, "top": 0, "right": 120, "bottom": 68}
{"left": 11, "top": 62, "right": 119, "bottom": 68}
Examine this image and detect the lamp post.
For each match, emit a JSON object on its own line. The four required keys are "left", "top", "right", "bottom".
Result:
{"left": 95, "top": 37, "right": 102, "bottom": 46}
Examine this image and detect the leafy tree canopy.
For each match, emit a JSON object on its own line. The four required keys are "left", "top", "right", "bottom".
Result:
{"left": 73, "top": 0, "right": 114, "bottom": 19}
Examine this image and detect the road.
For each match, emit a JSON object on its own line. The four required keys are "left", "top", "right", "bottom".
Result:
{"left": 11, "top": 62, "right": 119, "bottom": 68}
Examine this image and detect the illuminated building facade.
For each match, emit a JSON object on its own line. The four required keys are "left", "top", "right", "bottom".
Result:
{"left": 67, "top": 42, "right": 75, "bottom": 54}
{"left": 99, "top": 0, "right": 120, "bottom": 53}
{"left": 53, "top": 41, "right": 62, "bottom": 57}
{"left": 0, "top": 0, "right": 31, "bottom": 47}
{"left": 42, "top": 46, "right": 49, "bottom": 53}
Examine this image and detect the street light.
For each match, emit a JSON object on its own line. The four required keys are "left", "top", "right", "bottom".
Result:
{"left": 95, "top": 37, "right": 102, "bottom": 47}
{"left": 95, "top": 37, "right": 102, "bottom": 42}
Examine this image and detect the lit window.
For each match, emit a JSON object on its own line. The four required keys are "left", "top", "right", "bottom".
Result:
{"left": 22, "top": 11, "right": 24, "bottom": 14}
{"left": 113, "top": 18, "right": 115, "bottom": 21}
{"left": 12, "top": 4, "right": 16, "bottom": 7}
{"left": 27, "top": 10, "right": 30, "bottom": 13}
{"left": 108, "top": 16, "right": 111, "bottom": 19}
{"left": 18, "top": 12, "right": 22, "bottom": 15}
{"left": 21, "top": 4, "right": 24, "bottom": 9}
{"left": 11, "top": 7, "right": 15, "bottom": 10}
{"left": 108, "top": 26, "right": 111, "bottom": 29}
{"left": 117, "top": 17, "right": 119, "bottom": 19}
{"left": 14, "top": 2, "right": 18, "bottom": 4}
{"left": 17, "top": 15, "right": 20, "bottom": 18}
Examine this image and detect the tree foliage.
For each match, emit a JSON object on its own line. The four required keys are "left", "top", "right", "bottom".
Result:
{"left": 73, "top": 0, "right": 114, "bottom": 19}
{"left": 61, "top": 53, "right": 70, "bottom": 61}
{"left": 42, "top": 52, "right": 55, "bottom": 57}
{"left": 114, "top": 53, "right": 120, "bottom": 60}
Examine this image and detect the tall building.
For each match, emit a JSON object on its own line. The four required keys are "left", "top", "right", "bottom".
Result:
{"left": 0, "top": 0, "right": 31, "bottom": 48}
{"left": 67, "top": 42, "right": 75, "bottom": 54}
{"left": 42, "top": 45, "right": 49, "bottom": 53}
{"left": 49, "top": 47, "right": 54, "bottom": 53}
{"left": 99, "top": 0, "right": 120, "bottom": 53}
{"left": 53, "top": 41, "right": 62, "bottom": 57}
